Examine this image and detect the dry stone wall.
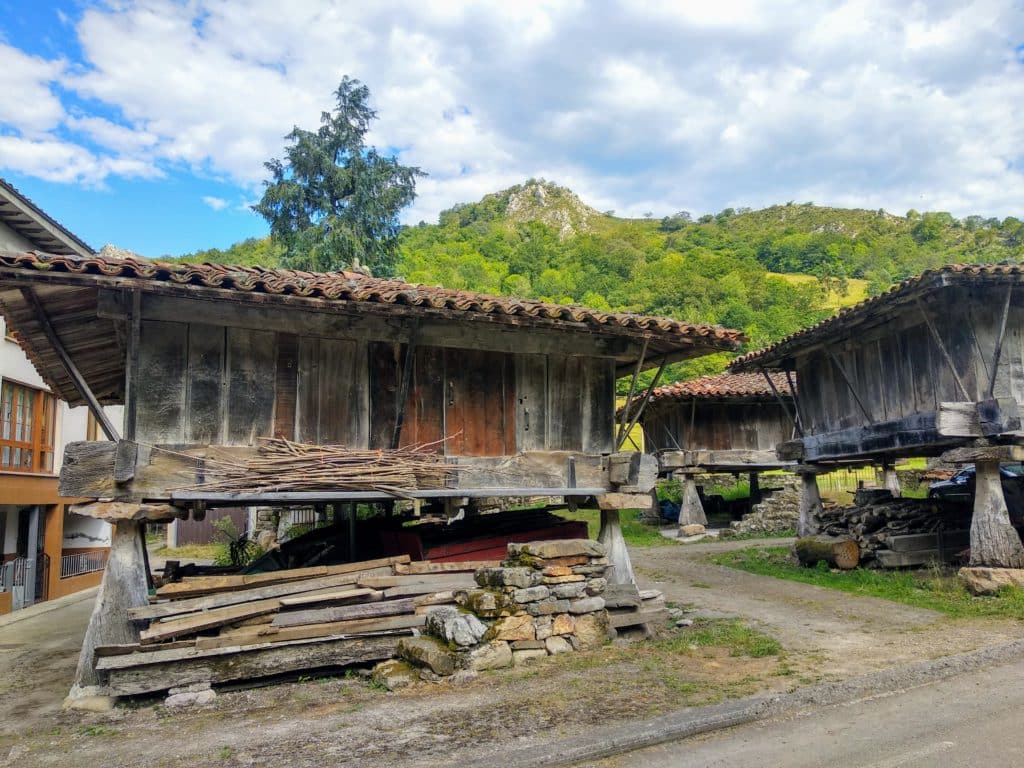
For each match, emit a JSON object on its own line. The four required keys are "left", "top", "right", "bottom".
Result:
{"left": 394, "top": 540, "right": 612, "bottom": 678}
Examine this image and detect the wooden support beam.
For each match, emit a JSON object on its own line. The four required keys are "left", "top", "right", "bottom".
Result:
{"left": 970, "top": 459, "right": 1024, "bottom": 568}
{"left": 761, "top": 368, "right": 802, "bottom": 438}
{"left": 937, "top": 399, "right": 1020, "bottom": 438}
{"left": 825, "top": 350, "right": 872, "bottom": 422}
{"left": 20, "top": 287, "right": 119, "bottom": 441}
{"left": 391, "top": 326, "right": 419, "bottom": 449}
{"left": 598, "top": 508, "right": 637, "bottom": 587}
{"left": 915, "top": 296, "right": 971, "bottom": 400}
{"left": 941, "top": 443, "right": 1024, "bottom": 465}
{"left": 616, "top": 353, "right": 668, "bottom": 450}
{"left": 66, "top": 519, "right": 149, "bottom": 704}
{"left": 616, "top": 338, "right": 649, "bottom": 447}
{"left": 987, "top": 284, "right": 1013, "bottom": 400}
{"left": 797, "top": 472, "right": 823, "bottom": 537}
{"left": 124, "top": 289, "right": 141, "bottom": 441}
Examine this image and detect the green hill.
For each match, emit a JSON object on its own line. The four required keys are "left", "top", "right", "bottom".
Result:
{"left": 178, "top": 180, "right": 1024, "bottom": 386}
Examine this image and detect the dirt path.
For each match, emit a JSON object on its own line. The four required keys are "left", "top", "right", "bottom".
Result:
{"left": 638, "top": 539, "right": 1022, "bottom": 678}
{"left": 3, "top": 541, "right": 1022, "bottom": 768}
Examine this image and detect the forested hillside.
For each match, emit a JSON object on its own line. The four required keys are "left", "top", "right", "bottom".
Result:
{"left": 179, "top": 180, "right": 1024, "bottom": 384}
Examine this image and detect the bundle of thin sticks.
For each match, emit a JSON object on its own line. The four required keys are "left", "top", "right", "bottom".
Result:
{"left": 173, "top": 437, "right": 457, "bottom": 495}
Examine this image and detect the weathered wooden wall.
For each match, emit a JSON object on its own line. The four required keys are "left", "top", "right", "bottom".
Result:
{"left": 643, "top": 400, "right": 792, "bottom": 453}
{"left": 132, "top": 296, "right": 616, "bottom": 456}
{"left": 795, "top": 286, "right": 1024, "bottom": 435}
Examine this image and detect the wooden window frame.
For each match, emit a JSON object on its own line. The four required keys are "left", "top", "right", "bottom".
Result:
{"left": 0, "top": 380, "right": 56, "bottom": 475}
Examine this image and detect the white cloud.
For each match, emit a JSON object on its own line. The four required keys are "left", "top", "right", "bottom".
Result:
{"left": 0, "top": 0, "right": 1022, "bottom": 220}
{"left": 202, "top": 195, "right": 229, "bottom": 211}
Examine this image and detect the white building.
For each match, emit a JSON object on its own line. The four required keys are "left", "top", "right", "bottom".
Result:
{"left": 0, "top": 178, "right": 121, "bottom": 612}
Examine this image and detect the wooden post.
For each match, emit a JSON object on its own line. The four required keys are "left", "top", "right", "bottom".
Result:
{"left": 797, "top": 470, "right": 822, "bottom": 537}
{"left": 678, "top": 474, "right": 707, "bottom": 528}
{"left": 970, "top": 460, "right": 1024, "bottom": 568}
{"left": 65, "top": 519, "right": 150, "bottom": 708}
{"left": 748, "top": 472, "right": 761, "bottom": 505}
{"left": 597, "top": 508, "right": 637, "bottom": 586}
{"left": 882, "top": 462, "right": 901, "bottom": 497}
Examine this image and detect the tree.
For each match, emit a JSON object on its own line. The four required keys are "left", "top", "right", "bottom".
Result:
{"left": 253, "top": 77, "right": 423, "bottom": 275}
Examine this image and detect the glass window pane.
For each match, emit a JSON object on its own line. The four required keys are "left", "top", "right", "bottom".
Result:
{"left": 12, "top": 447, "right": 20, "bottom": 467}
{"left": 1, "top": 446, "right": 9, "bottom": 466}
{"left": 22, "top": 449, "right": 32, "bottom": 469}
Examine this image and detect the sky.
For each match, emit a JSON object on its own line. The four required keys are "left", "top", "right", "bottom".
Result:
{"left": 0, "top": 0, "right": 1022, "bottom": 257}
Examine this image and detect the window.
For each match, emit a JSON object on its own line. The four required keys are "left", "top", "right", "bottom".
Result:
{"left": 0, "top": 381, "right": 56, "bottom": 474}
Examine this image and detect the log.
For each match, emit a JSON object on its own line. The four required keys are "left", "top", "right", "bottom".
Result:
{"left": 794, "top": 536, "right": 860, "bottom": 570}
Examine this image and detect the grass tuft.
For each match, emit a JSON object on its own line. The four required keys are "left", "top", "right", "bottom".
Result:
{"left": 713, "top": 546, "right": 1024, "bottom": 619}
{"left": 657, "top": 618, "right": 782, "bottom": 658}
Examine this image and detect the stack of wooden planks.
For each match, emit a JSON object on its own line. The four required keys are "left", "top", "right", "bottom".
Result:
{"left": 97, "top": 555, "right": 497, "bottom": 696}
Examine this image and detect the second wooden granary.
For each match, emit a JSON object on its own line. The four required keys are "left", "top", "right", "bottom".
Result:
{"left": 0, "top": 250, "right": 741, "bottom": 695}
{"left": 629, "top": 371, "right": 796, "bottom": 528}
{"left": 731, "top": 264, "right": 1024, "bottom": 569}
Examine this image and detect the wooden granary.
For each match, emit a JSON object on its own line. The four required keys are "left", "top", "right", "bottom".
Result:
{"left": 0, "top": 250, "right": 741, "bottom": 699}
{"left": 631, "top": 371, "right": 796, "bottom": 527}
{"left": 732, "top": 264, "right": 1024, "bottom": 568}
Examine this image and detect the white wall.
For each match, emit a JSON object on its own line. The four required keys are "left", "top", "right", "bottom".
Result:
{"left": 1, "top": 507, "right": 18, "bottom": 556}
{"left": 0, "top": 220, "right": 34, "bottom": 253}
{"left": 62, "top": 514, "right": 111, "bottom": 548}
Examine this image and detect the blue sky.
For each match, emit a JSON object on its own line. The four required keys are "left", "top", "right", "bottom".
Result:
{"left": 1, "top": 0, "right": 1022, "bottom": 257}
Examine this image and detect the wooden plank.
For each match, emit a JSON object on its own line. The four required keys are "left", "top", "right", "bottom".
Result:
{"left": 273, "top": 598, "right": 417, "bottom": 628}
{"left": 101, "top": 635, "right": 400, "bottom": 696}
{"left": 547, "top": 355, "right": 583, "bottom": 450}
{"left": 357, "top": 574, "right": 478, "bottom": 590}
{"left": 136, "top": 319, "right": 188, "bottom": 444}
{"left": 139, "top": 598, "right": 282, "bottom": 643}
{"left": 368, "top": 341, "right": 399, "bottom": 449}
{"left": 393, "top": 560, "right": 498, "bottom": 575}
{"left": 405, "top": 345, "right": 445, "bottom": 450}
{"left": 319, "top": 337, "right": 367, "bottom": 445}
{"left": 296, "top": 336, "right": 321, "bottom": 443}
{"left": 278, "top": 588, "right": 378, "bottom": 607}
{"left": 382, "top": 583, "right": 475, "bottom": 599}
{"left": 272, "top": 332, "right": 299, "bottom": 440}
{"left": 226, "top": 326, "right": 276, "bottom": 445}
{"left": 194, "top": 613, "right": 424, "bottom": 650}
{"left": 515, "top": 353, "right": 548, "bottom": 451}
{"left": 93, "top": 639, "right": 197, "bottom": 658}
{"left": 130, "top": 568, "right": 398, "bottom": 620}
{"left": 445, "top": 348, "right": 513, "bottom": 456}
{"left": 185, "top": 324, "right": 225, "bottom": 444}
{"left": 888, "top": 531, "right": 970, "bottom": 553}
{"left": 157, "top": 556, "right": 408, "bottom": 597}
{"left": 583, "top": 358, "right": 615, "bottom": 453}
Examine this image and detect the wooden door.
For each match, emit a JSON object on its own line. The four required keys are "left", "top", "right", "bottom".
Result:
{"left": 444, "top": 349, "right": 515, "bottom": 456}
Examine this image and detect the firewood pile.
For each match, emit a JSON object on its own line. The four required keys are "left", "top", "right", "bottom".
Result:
{"left": 95, "top": 555, "right": 493, "bottom": 697}
{"left": 815, "top": 494, "right": 971, "bottom": 567}
{"left": 174, "top": 438, "right": 457, "bottom": 495}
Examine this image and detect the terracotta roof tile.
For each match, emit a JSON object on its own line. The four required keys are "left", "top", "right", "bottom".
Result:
{"left": 648, "top": 371, "right": 794, "bottom": 402}
{"left": 0, "top": 250, "right": 744, "bottom": 346}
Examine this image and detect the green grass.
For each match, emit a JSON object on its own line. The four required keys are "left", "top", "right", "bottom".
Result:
{"left": 712, "top": 547, "right": 1024, "bottom": 619}
{"left": 772, "top": 272, "right": 869, "bottom": 309}
{"left": 151, "top": 544, "right": 219, "bottom": 560}
{"left": 556, "top": 508, "right": 671, "bottom": 547}
{"left": 657, "top": 618, "right": 782, "bottom": 658}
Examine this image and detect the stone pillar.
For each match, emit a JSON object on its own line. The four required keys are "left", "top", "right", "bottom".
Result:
{"left": 796, "top": 470, "right": 823, "bottom": 537}
{"left": 882, "top": 462, "right": 901, "bottom": 497}
{"left": 678, "top": 473, "right": 707, "bottom": 529}
{"left": 970, "top": 460, "right": 1024, "bottom": 568}
{"left": 597, "top": 493, "right": 649, "bottom": 586}
{"left": 66, "top": 519, "right": 150, "bottom": 708}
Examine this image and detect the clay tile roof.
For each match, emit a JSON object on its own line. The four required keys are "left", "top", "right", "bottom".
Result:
{"left": 648, "top": 371, "right": 794, "bottom": 403}
{"left": 730, "top": 263, "right": 1024, "bottom": 371}
{"left": 0, "top": 250, "right": 745, "bottom": 347}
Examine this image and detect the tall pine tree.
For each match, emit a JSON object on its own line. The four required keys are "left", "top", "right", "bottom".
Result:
{"left": 254, "top": 77, "right": 423, "bottom": 276}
